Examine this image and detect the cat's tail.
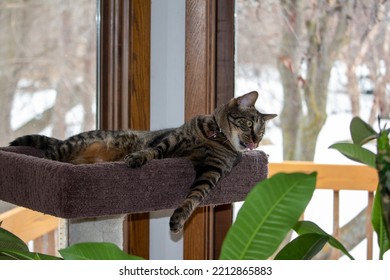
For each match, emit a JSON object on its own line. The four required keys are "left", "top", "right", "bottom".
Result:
{"left": 10, "top": 135, "right": 62, "bottom": 150}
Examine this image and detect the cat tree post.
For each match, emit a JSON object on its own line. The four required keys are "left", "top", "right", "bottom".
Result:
{"left": 58, "top": 216, "right": 127, "bottom": 250}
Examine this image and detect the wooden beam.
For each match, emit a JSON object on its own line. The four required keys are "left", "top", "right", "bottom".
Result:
{"left": 99, "top": 0, "right": 151, "bottom": 259}
{"left": 126, "top": 0, "right": 150, "bottom": 260}
{"left": 184, "top": 207, "right": 214, "bottom": 260}
{"left": 128, "top": 0, "right": 151, "bottom": 131}
{"left": 216, "top": 0, "right": 235, "bottom": 107}
{"left": 127, "top": 213, "right": 149, "bottom": 259}
{"left": 268, "top": 161, "right": 378, "bottom": 191}
{"left": 185, "top": 0, "right": 216, "bottom": 119}
{"left": 212, "top": 0, "right": 235, "bottom": 260}
{"left": 213, "top": 204, "right": 232, "bottom": 259}
{"left": 184, "top": 0, "right": 236, "bottom": 260}
{"left": 0, "top": 207, "right": 58, "bottom": 243}
{"left": 184, "top": 0, "right": 216, "bottom": 260}
{"left": 99, "top": 0, "right": 129, "bottom": 130}
{"left": 99, "top": 0, "right": 150, "bottom": 131}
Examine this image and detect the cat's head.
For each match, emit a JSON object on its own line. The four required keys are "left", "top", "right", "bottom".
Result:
{"left": 215, "top": 91, "right": 277, "bottom": 152}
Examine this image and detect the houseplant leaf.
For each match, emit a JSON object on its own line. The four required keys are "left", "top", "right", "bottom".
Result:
{"left": 376, "top": 126, "right": 390, "bottom": 235}
{"left": 219, "top": 172, "right": 316, "bottom": 260}
{"left": 329, "top": 143, "right": 376, "bottom": 168}
{"left": 350, "top": 116, "right": 377, "bottom": 146}
{"left": 0, "top": 227, "right": 61, "bottom": 260}
{"left": 0, "top": 226, "right": 29, "bottom": 252}
{"left": 59, "top": 242, "right": 143, "bottom": 260}
{"left": 372, "top": 188, "right": 390, "bottom": 260}
{"left": 293, "top": 220, "right": 354, "bottom": 259}
{"left": 373, "top": 121, "right": 390, "bottom": 259}
{"left": 274, "top": 233, "right": 329, "bottom": 260}
{"left": 0, "top": 250, "right": 61, "bottom": 260}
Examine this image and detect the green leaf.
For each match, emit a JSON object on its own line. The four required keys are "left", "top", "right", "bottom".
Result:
{"left": 0, "top": 227, "right": 29, "bottom": 252}
{"left": 350, "top": 117, "right": 377, "bottom": 146}
{"left": 372, "top": 188, "right": 390, "bottom": 260}
{"left": 59, "top": 242, "right": 144, "bottom": 260}
{"left": 376, "top": 127, "right": 390, "bottom": 235}
{"left": 274, "top": 233, "right": 329, "bottom": 260}
{"left": 293, "top": 221, "right": 354, "bottom": 259}
{"left": 0, "top": 227, "right": 61, "bottom": 260}
{"left": 0, "top": 250, "right": 61, "bottom": 260}
{"left": 329, "top": 143, "right": 376, "bottom": 167}
{"left": 219, "top": 172, "right": 317, "bottom": 260}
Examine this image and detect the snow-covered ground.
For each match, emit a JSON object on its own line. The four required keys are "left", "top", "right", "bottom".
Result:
{"left": 10, "top": 79, "right": 90, "bottom": 140}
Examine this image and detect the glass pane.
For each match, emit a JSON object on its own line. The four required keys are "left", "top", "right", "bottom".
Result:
{"left": 235, "top": 0, "right": 390, "bottom": 162}
{"left": 0, "top": 0, "right": 97, "bottom": 146}
{"left": 235, "top": 0, "right": 390, "bottom": 260}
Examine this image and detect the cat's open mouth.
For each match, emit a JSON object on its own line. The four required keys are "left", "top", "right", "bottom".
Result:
{"left": 240, "top": 141, "right": 256, "bottom": 150}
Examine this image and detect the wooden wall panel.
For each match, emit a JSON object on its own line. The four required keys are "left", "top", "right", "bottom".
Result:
{"left": 99, "top": 0, "right": 150, "bottom": 259}
{"left": 184, "top": 0, "right": 216, "bottom": 260}
{"left": 185, "top": 0, "right": 216, "bottom": 119}
{"left": 213, "top": 0, "right": 235, "bottom": 259}
{"left": 184, "top": 0, "right": 235, "bottom": 260}
{"left": 216, "top": 0, "right": 235, "bottom": 107}
{"left": 213, "top": 204, "right": 233, "bottom": 258}
{"left": 129, "top": 0, "right": 151, "bottom": 130}
{"left": 99, "top": 0, "right": 129, "bottom": 130}
{"left": 99, "top": 0, "right": 150, "bottom": 131}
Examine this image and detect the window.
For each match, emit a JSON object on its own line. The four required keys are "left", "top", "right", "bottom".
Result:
{"left": 235, "top": 0, "right": 390, "bottom": 259}
{"left": 0, "top": 0, "right": 97, "bottom": 146}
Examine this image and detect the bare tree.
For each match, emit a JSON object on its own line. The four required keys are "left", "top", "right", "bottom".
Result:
{"left": 278, "top": 0, "right": 354, "bottom": 161}
{"left": 0, "top": 0, "right": 96, "bottom": 147}
{"left": 236, "top": 0, "right": 390, "bottom": 259}
{"left": 367, "top": 21, "right": 390, "bottom": 123}
{"left": 342, "top": 0, "right": 389, "bottom": 119}
{"left": 237, "top": 0, "right": 390, "bottom": 158}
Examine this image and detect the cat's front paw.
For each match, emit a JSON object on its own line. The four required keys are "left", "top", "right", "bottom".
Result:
{"left": 169, "top": 208, "right": 186, "bottom": 233}
{"left": 124, "top": 152, "right": 148, "bottom": 168}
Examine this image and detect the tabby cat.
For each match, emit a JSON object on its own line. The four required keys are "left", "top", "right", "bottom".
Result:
{"left": 10, "top": 91, "right": 276, "bottom": 233}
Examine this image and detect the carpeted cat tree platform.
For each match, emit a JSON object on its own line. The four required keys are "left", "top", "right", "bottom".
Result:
{"left": 0, "top": 146, "right": 269, "bottom": 219}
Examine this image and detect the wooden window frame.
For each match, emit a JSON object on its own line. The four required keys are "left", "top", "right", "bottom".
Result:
{"left": 99, "top": 0, "right": 150, "bottom": 131}
{"left": 99, "top": 0, "right": 235, "bottom": 259}
{"left": 99, "top": 0, "right": 151, "bottom": 259}
{"left": 184, "top": 0, "right": 235, "bottom": 260}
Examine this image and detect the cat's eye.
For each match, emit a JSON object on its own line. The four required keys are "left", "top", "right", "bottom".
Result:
{"left": 246, "top": 120, "right": 253, "bottom": 127}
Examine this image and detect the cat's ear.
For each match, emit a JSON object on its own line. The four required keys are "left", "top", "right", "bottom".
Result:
{"left": 236, "top": 91, "right": 258, "bottom": 107}
{"left": 262, "top": 113, "right": 277, "bottom": 121}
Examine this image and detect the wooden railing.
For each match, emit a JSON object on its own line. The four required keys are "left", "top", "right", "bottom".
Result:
{"left": 269, "top": 161, "right": 378, "bottom": 260}
{"left": 0, "top": 207, "right": 59, "bottom": 256}
{"left": 0, "top": 162, "right": 379, "bottom": 259}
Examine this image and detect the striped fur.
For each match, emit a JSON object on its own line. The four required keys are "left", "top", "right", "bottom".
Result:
{"left": 10, "top": 91, "right": 276, "bottom": 233}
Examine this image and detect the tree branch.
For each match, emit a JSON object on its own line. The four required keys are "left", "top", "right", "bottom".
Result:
{"left": 314, "top": 207, "right": 368, "bottom": 259}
